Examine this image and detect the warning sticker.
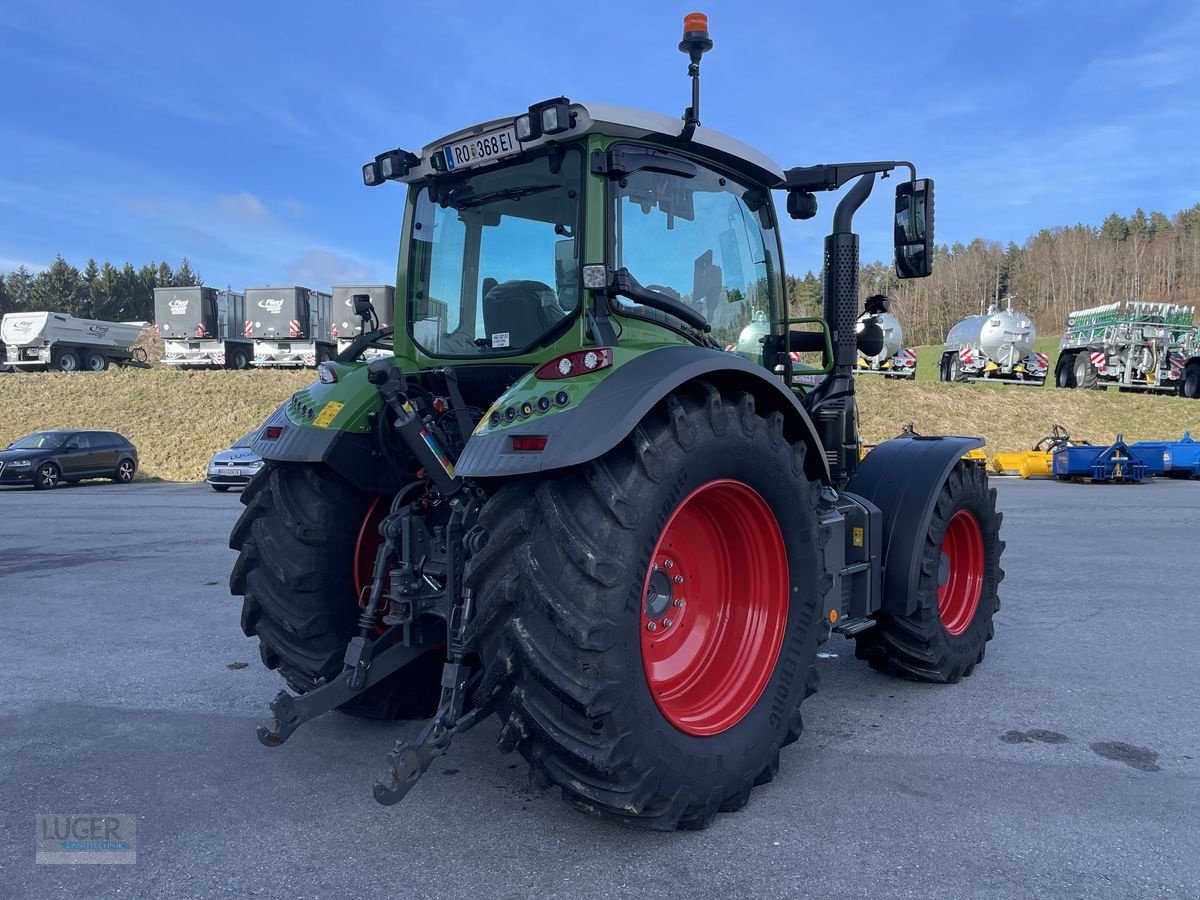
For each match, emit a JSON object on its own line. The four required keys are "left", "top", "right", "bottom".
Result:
{"left": 313, "top": 401, "right": 344, "bottom": 428}
{"left": 491, "top": 332, "right": 510, "bottom": 348}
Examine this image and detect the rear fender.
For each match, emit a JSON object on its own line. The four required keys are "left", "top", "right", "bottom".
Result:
{"left": 250, "top": 363, "right": 405, "bottom": 494}
{"left": 846, "top": 435, "right": 986, "bottom": 616}
{"left": 455, "top": 345, "right": 831, "bottom": 484}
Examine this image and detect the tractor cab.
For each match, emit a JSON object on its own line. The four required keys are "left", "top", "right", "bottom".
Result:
{"left": 365, "top": 100, "right": 791, "bottom": 369}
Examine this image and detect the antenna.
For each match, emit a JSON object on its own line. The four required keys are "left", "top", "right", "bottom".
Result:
{"left": 678, "top": 12, "right": 713, "bottom": 139}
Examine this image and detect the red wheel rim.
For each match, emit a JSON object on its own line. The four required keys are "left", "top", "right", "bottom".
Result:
{"left": 937, "top": 509, "right": 984, "bottom": 636}
{"left": 640, "top": 479, "right": 789, "bottom": 737}
{"left": 354, "top": 497, "right": 390, "bottom": 634}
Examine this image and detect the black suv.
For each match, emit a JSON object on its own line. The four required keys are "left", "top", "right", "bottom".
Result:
{"left": 0, "top": 430, "right": 138, "bottom": 489}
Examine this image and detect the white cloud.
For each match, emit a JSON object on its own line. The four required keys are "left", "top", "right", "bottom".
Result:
{"left": 284, "top": 249, "right": 379, "bottom": 287}
{"left": 217, "top": 192, "right": 272, "bottom": 222}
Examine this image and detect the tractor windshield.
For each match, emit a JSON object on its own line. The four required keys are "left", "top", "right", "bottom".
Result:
{"left": 406, "top": 148, "right": 583, "bottom": 357}
{"left": 610, "top": 151, "right": 781, "bottom": 356}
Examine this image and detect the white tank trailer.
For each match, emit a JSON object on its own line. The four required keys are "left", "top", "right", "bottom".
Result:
{"left": 245, "top": 286, "right": 335, "bottom": 368}
{"left": 331, "top": 285, "right": 395, "bottom": 360}
{"left": 1, "top": 311, "right": 147, "bottom": 372}
{"left": 940, "top": 300, "right": 1047, "bottom": 385}
{"left": 856, "top": 308, "right": 916, "bottom": 379}
{"left": 154, "top": 286, "right": 253, "bottom": 369}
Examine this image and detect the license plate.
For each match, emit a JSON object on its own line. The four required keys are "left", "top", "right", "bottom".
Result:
{"left": 226, "top": 468, "right": 242, "bottom": 477}
{"left": 442, "top": 125, "right": 519, "bottom": 171}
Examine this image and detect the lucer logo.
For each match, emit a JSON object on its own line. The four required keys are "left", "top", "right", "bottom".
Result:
{"left": 257, "top": 299, "right": 285, "bottom": 314}
{"left": 168, "top": 299, "right": 189, "bottom": 315}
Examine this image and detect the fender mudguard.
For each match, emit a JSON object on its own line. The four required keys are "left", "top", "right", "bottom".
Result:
{"left": 846, "top": 434, "right": 985, "bottom": 616}
{"left": 250, "top": 403, "right": 405, "bottom": 494}
{"left": 455, "top": 345, "right": 831, "bottom": 483}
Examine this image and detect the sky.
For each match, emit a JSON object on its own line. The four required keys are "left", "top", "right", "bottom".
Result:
{"left": 1, "top": 0, "right": 1198, "bottom": 290}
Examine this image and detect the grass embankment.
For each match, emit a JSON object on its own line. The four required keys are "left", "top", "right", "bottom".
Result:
{"left": 0, "top": 369, "right": 311, "bottom": 482}
{"left": 1, "top": 364, "right": 1197, "bottom": 482}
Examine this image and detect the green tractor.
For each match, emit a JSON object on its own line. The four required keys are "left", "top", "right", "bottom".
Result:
{"left": 230, "top": 14, "right": 1004, "bottom": 830}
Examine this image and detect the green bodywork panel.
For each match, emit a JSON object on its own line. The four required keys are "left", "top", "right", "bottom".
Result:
{"left": 284, "top": 361, "right": 379, "bottom": 433}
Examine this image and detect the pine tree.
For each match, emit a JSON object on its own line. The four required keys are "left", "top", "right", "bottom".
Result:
{"left": 157, "top": 261, "right": 174, "bottom": 288}
{"left": 6, "top": 266, "right": 34, "bottom": 311}
{"left": 81, "top": 258, "right": 100, "bottom": 317}
{"left": 174, "top": 257, "right": 201, "bottom": 286}
{"left": 0, "top": 273, "right": 10, "bottom": 316}
{"left": 31, "top": 255, "right": 84, "bottom": 314}
{"left": 1100, "top": 213, "right": 1129, "bottom": 242}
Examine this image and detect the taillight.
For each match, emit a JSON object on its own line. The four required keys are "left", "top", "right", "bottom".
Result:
{"left": 511, "top": 435, "right": 547, "bottom": 452}
{"left": 534, "top": 348, "right": 613, "bottom": 380}
{"left": 264, "top": 426, "right": 284, "bottom": 440}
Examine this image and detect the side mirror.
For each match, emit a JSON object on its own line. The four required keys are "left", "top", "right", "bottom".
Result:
{"left": 352, "top": 294, "right": 374, "bottom": 319}
{"left": 894, "top": 179, "right": 935, "bottom": 279}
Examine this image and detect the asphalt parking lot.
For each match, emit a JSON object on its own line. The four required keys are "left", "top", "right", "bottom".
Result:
{"left": 1, "top": 478, "right": 1198, "bottom": 898}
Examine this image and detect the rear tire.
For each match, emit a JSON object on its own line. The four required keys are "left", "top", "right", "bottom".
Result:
{"left": 938, "top": 355, "right": 950, "bottom": 383}
{"left": 229, "top": 462, "right": 441, "bottom": 719}
{"left": 1183, "top": 363, "right": 1200, "bottom": 399}
{"left": 464, "top": 383, "right": 828, "bottom": 830}
{"left": 53, "top": 349, "right": 81, "bottom": 372}
{"left": 84, "top": 350, "right": 109, "bottom": 372}
{"left": 948, "top": 354, "right": 967, "bottom": 383}
{"left": 1074, "top": 353, "right": 1099, "bottom": 389}
{"left": 34, "top": 462, "right": 61, "bottom": 490}
{"left": 853, "top": 462, "right": 1003, "bottom": 682}
{"left": 1055, "top": 354, "right": 1076, "bottom": 388}
{"left": 227, "top": 347, "right": 251, "bottom": 370}
{"left": 112, "top": 459, "right": 136, "bottom": 483}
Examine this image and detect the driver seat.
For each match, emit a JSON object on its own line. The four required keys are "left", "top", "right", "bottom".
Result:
{"left": 482, "top": 280, "right": 559, "bottom": 348}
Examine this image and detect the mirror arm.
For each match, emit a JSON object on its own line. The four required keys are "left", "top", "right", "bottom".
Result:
{"left": 781, "top": 160, "right": 914, "bottom": 193}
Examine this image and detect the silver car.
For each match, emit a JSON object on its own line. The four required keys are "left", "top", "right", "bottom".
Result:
{"left": 206, "top": 430, "right": 264, "bottom": 492}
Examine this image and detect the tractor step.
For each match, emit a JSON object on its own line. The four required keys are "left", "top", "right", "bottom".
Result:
{"left": 833, "top": 616, "right": 876, "bottom": 636}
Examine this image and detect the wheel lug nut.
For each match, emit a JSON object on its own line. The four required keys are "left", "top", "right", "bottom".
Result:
{"left": 646, "top": 621, "right": 657, "bottom": 632}
{"left": 664, "top": 559, "right": 674, "bottom": 569}
{"left": 673, "top": 598, "right": 683, "bottom": 608}
{"left": 662, "top": 618, "right": 673, "bottom": 628}
{"left": 673, "top": 574, "right": 683, "bottom": 584}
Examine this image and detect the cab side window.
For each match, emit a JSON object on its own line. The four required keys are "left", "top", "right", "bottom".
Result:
{"left": 612, "top": 154, "right": 778, "bottom": 354}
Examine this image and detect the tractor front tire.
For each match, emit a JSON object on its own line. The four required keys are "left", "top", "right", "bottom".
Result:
{"left": 853, "top": 462, "right": 1003, "bottom": 683}
{"left": 229, "top": 462, "right": 442, "bottom": 719}
{"left": 464, "top": 383, "right": 828, "bottom": 831}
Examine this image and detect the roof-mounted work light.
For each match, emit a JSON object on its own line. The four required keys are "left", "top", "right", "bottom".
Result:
{"left": 515, "top": 97, "right": 573, "bottom": 143}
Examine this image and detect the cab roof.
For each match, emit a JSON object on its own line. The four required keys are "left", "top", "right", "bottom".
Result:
{"left": 403, "top": 100, "right": 785, "bottom": 188}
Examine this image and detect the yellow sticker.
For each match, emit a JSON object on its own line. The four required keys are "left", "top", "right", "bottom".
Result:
{"left": 313, "top": 401, "right": 344, "bottom": 428}
{"left": 852, "top": 527, "right": 864, "bottom": 548}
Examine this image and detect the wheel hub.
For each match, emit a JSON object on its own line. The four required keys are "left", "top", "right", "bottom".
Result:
{"left": 937, "top": 509, "right": 984, "bottom": 636}
{"left": 640, "top": 479, "right": 789, "bottom": 737}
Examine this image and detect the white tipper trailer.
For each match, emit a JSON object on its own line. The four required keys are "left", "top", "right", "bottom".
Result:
{"left": 1, "top": 312, "right": 147, "bottom": 372}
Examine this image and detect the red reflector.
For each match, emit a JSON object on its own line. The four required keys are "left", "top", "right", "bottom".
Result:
{"left": 511, "top": 436, "right": 547, "bottom": 452}
{"left": 264, "top": 426, "right": 284, "bottom": 439}
{"left": 534, "top": 348, "right": 613, "bottom": 380}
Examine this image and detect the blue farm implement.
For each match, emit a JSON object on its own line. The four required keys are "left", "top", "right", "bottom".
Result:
{"left": 1129, "top": 433, "right": 1200, "bottom": 479}
{"left": 1052, "top": 435, "right": 1149, "bottom": 483}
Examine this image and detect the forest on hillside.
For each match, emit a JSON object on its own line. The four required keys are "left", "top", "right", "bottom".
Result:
{"left": 0, "top": 256, "right": 202, "bottom": 323}
{"left": 790, "top": 203, "right": 1200, "bottom": 345}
